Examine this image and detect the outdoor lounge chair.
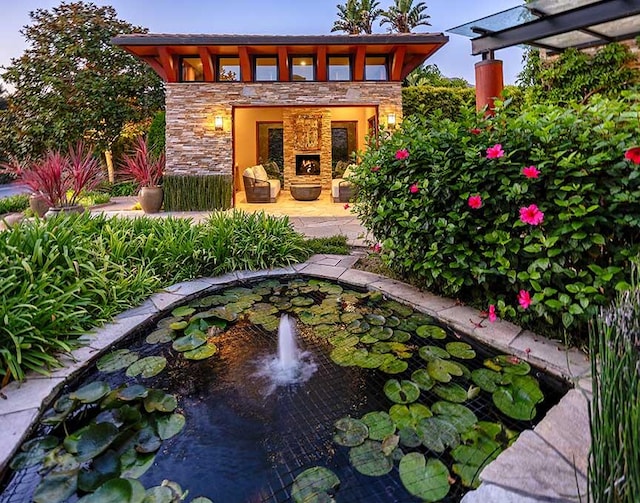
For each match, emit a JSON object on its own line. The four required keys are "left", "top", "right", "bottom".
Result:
{"left": 242, "top": 165, "right": 280, "bottom": 203}
{"left": 331, "top": 164, "right": 356, "bottom": 203}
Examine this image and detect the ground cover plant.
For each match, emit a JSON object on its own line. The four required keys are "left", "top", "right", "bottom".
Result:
{"left": 0, "top": 194, "right": 29, "bottom": 215}
{"left": 0, "top": 211, "right": 310, "bottom": 383}
{"left": 353, "top": 89, "right": 640, "bottom": 341}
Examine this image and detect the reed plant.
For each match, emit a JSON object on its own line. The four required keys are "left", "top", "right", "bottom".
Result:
{"left": 163, "top": 174, "right": 232, "bottom": 211}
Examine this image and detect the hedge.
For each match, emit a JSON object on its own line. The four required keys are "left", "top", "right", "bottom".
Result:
{"left": 402, "top": 85, "right": 475, "bottom": 120}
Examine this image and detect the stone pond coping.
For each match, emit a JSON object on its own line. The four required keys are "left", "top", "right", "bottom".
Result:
{"left": 0, "top": 254, "right": 592, "bottom": 502}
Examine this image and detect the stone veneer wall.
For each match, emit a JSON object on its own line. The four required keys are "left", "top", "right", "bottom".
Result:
{"left": 165, "top": 82, "right": 403, "bottom": 189}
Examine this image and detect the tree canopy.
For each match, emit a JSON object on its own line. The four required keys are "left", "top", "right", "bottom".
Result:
{"left": 332, "top": 0, "right": 429, "bottom": 34}
{"left": 380, "top": 0, "right": 430, "bottom": 33}
{"left": 1, "top": 1, "right": 163, "bottom": 158}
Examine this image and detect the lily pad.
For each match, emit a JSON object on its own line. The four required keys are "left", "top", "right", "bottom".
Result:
{"left": 156, "top": 413, "right": 186, "bottom": 440}
{"left": 385, "top": 316, "right": 401, "bottom": 328}
{"left": 379, "top": 358, "right": 408, "bottom": 374}
{"left": 389, "top": 403, "right": 433, "bottom": 430}
{"left": 146, "top": 328, "right": 173, "bottom": 345}
{"left": 419, "top": 345, "right": 450, "bottom": 361}
{"left": 411, "top": 369, "right": 435, "bottom": 391}
{"left": 97, "top": 350, "right": 140, "bottom": 373}
{"left": 329, "top": 333, "right": 359, "bottom": 348}
{"left": 381, "top": 434, "right": 400, "bottom": 456}
{"left": 77, "top": 477, "right": 146, "bottom": 503}
{"left": 382, "top": 300, "right": 414, "bottom": 317}
{"left": 172, "top": 333, "right": 207, "bottom": 352}
{"left": 291, "top": 296, "right": 314, "bottom": 307}
{"left": 416, "top": 417, "right": 460, "bottom": 453}
{"left": 76, "top": 423, "right": 119, "bottom": 462}
{"left": 340, "top": 312, "right": 362, "bottom": 324}
{"left": 451, "top": 423, "right": 504, "bottom": 488}
{"left": 399, "top": 453, "right": 450, "bottom": 502}
{"left": 383, "top": 379, "right": 420, "bottom": 404}
{"left": 471, "top": 368, "right": 506, "bottom": 393}
{"left": 349, "top": 440, "right": 393, "bottom": 477}
{"left": 143, "top": 390, "right": 177, "bottom": 413}
{"left": 171, "top": 306, "right": 196, "bottom": 318}
{"left": 390, "top": 330, "right": 411, "bottom": 343}
{"left": 125, "top": 356, "right": 167, "bottom": 378}
{"left": 33, "top": 470, "right": 78, "bottom": 503}
{"left": 116, "top": 385, "right": 149, "bottom": 402}
{"left": 432, "top": 401, "right": 478, "bottom": 433}
{"left": 78, "top": 450, "right": 121, "bottom": 492}
{"left": 319, "top": 283, "right": 343, "bottom": 295}
{"left": 183, "top": 342, "right": 218, "bottom": 360}
{"left": 169, "top": 321, "right": 188, "bottom": 331}
{"left": 416, "top": 325, "right": 447, "bottom": 339}
{"left": 427, "top": 358, "right": 464, "bottom": 383}
{"left": 433, "top": 383, "right": 468, "bottom": 403}
{"left": 10, "top": 436, "right": 59, "bottom": 470}
{"left": 493, "top": 375, "right": 543, "bottom": 420}
{"left": 333, "top": 417, "right": 369, "bottom": 447}
{"left": 361, "top": 412, "right": 395, "bottom": 441}
{"left": 398, "top": 427, "right": 422, "bottom": 448}
{"left": 134, "top": 427, "right": 162, "bottom": 454}
{"left": 368, "top": 326, "right": 393, "bottom": 341}
{"left": 446, "top": 342, "right": 476, "bottom": 359}
{"left": 346, "top": 320, "right": 370, "bottom": 334}
{"left": 354, "top": 352, "right": 390, "bottom": 369}
{"left": 120, "top": 449, "right": 156, "bottom": 479}
{"left": 70, "top": 382, "right": 111, "bottom": 404}
{"left": 365, "top": 314, "right": 386, "bottom": 326}
{"left": 143, "top": 486, "right": 174, "bottom": 503}
{"left": 185, "top": 318, "right": 211, "bottom": 336}
{"left": 291, "top": 467, "right": 340, "bottom": 503}
{"left": 485, "top": 355, "right": 531, "bottom": 375}
{"left": 205, "top": 306, "right": 238, "bottom": 322}
{"left": 330, "top": 346, "right": 360, "bottom": 366}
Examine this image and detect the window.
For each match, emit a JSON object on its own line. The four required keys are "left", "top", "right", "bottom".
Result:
{"left": 290, "top": 56, "right": 315, "bottom": 81}
{"left": 365, "top": 56, "right": 388, "bottom": 81}
{"left": 180, "top": 57, "right": 204, "bottom": 82}
{"left": 254, "top": 56, "right": 278, "bottom": 81}
{"left": 328, "top": 56, "right": 351, "bottom": 81}
{"left": 218, "top": 57, "right": 240, "bottom": 81}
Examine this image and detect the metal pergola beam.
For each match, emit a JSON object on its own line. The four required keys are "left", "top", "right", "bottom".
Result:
{"left": 471, "top": 0, "right": 640, "bottom": 55}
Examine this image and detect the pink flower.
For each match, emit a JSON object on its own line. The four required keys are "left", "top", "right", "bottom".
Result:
{"left": 522, "top": 165, "right": 540, "bottom": 178}
{"left": 488, "top": 304, "right": 497, "bottom": 323}
{"left": 409, "top": 184, "right": 419, "bottom": 194}
{"left": 625, "top": 147, "right": 640, "bottom": 164}
{"left": 518, "top": 290, "right": 532, "bottom": 309}
{"left": 470, "top": 128, "right": 482, "bottom": 135}
{"left": 486, "top": 144, "right": 505, "bottom": 159}
{"left": 395, "top": 149, "right": 409, "bottom": 160}
{"left": 468, "top": 195, "right": 482, "bottom": 209}
{"left": 343, "top": 203, "right": 350, "bottom": 210}
{"left": 372, "top": 242, "right": 382, "bottom": 253}
{"left": 371, "top": 165, "right": 380, "bottom": 172}
{"left": 519, "top": 204, "right": 544, "bottom": 225}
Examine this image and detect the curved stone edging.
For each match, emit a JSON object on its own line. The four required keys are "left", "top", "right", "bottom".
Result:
{"left": 0, "top": 254, "right": 591, "bottom": 502}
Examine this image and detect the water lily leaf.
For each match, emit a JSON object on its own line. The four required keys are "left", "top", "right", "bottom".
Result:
{"left": 291, "top": 467, "right": 340, "bottom": 503}
{"left": 416, "top": 417, "right": 460, "bottom": 453}
{"left": 349, "top": 440, "right": 393, "bottom": 477}
{"left": 398, "top": 427, "right": 422, "bottom": 448}
{"left": 446, "top": 342, "right": 476, "bottom": 359}
{"left": 314, "top": 324, "right": 337, "bottom": 337}
{"left": 333, "top": 417, "right": 369, "bottom": 447}
{"left": 365, "top": 314, "right": 386, "bottom": 326}
{"left": 419, "top": 345, "right": 450, "bottom": 361}
{"left": 10, "top": 436, "right": 59, "bottom": 470}
{"left": 381, "top": 434, "right": 400, "bottom": 456}
{"left": 169, "top": 321, "right": 188, "bottom": 331}
{"left": 183, "top": 342, "right": 218, "bottom": 360}
{"left": 416, "top": 325, "right": 447, "bottom": 339}
{"left": 40, "top": 447, "right": 80, "bottom": 473}
{"left": 390, "top": 330, "right": 411, "bottom": 343}
{"left": 399, "top": 453, "right": 450, "bottom": 502}
{"left": 77, "top": 477, "right": 146, "bottom": 503}
{"left": 385, "top": 316, "right": 401, "bottom": 328}
{"left": 291, "top": 296, "right": 314, "bottom": 307}
{"left": 143, "top": 486, "right": 174, "bottom": 503}
{"left": 117, "top": 385, "right": 148, "bottom": 402}
{"left": 411, "top": 369, "right": 435, "bottom": 391}
{"left": 70, "top": 382, "right": 111, "bottom": 404}
{"left": 383, "top": 379, "right": 420, "bottom": 404}
{"left": 347, "top": 319, "right": 370, "bottom": 334}
{"left": 471, "top": 368, "right": 506, "bottom": 393}
{"left": 368, "top": 326, "right": 393, "bottom": 340}
{"left": 143, "top": 390, "right": 177, "bottom": 413}
{"left": 330, "top": 346, "right": 359, "bottom": 366}
{"left": 493, "top": 375, "right": 544, "bottom": 420}
{"left": 156, "top": 316, "right": 182, "bottom": 329}
{"left": 361, "top": 412, "right": 395, "bottom": 441}
{"left": 340, "top": 312, "right": 362, "bottom": 324}
{"left": 190, "top": 498, "right": 214, "bottom": 503}
{"left": 427, "top": 358, "right": 464, "bottom": 383}
{"left": 379, "top": 358, "right": 408, "bottom": 374}
{"left": 76, "top": 423, "right": 119, "bottom": 462}
{"left": 78, "top": 450, "right": 121, "bottom": 492}
{"left": 185, "top": 318, "right": 210, "bottom": 336}
{"left": 328, "top": 333, "right": 359, "bottom": 348}
{"left": 156, "top": 413, "right": 186, "bottom": 440}
{"left": 355, "top": 352, "right": 390, "bottom": 369}
{"left": 126, "top": 356, "right": 167, "bottom": 378}
{"left": 433, "top": 383, "right": 469, "bottom": 403}
{"left": 432, "top": 401, "right": 478, "bottom": 433}
{"left": 359, "top": 334, "right": 379, "bottom": 344}
{"left": 319, "top": 283, "right": 343, "bottom": 295}
{"left": 389, "top": 403, "right": 433, "bottom": 430}
{"left": 171, "top": 306, "right": 196, "bottom": 318}
{"left": 485, "top": 355, "right": 531, "bottom": 375}
{"left": 451, "top": 422, "right": 506, "bottom": 488}
{"left": 206, "top": 306, "right": 238, "bottom": 322}
{"left": 120, "top": 449, "right": 156, "bottom": 479}
{"left": 382, "top": 300, "right": 414, "bottom": 317}
{"left": 134, "top": 427, "right": 161, "bottom": 454}
{"left": 172, "top": 333, "right": 207, "bottom": 352}
{"left": 146, "top": 328, "right": 173, "bottom": 345}
{"left": 33, "top": 470, "right": 78, "bottom": 503}
{"left": 63, "top": 425, "right": 90, "bottom": 454}
{"left": 97, "top": 350, "right": 140, "bottom": 373}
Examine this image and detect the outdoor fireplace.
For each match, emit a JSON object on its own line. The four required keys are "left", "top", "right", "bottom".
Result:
{"left": 295, "top": 154, "right": 320, "bottom": 176}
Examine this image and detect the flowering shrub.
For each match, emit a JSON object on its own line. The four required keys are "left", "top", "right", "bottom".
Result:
{"left": 352, "top": 92, "right": 640, "bottom": 339}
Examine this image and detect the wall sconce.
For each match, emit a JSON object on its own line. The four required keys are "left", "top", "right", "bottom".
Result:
{"left": 387, "top": 113, "right": 397, "bottom": 128}
{"left": 214, "top": 116, "right": 224, "bottom": 131}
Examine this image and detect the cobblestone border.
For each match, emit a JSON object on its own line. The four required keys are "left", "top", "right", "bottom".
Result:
{"left": 0, "top": 254, "right": 591, "bottom": 502}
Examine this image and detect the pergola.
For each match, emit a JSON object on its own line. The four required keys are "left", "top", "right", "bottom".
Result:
{"left": 449, "top": 0, "right": 640, "bottom": 110}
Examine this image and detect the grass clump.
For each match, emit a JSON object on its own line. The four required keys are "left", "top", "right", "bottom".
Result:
{"left": 305, "top": 235, "right": 351, "bottom": 255}
{"left": 0, "top": 194, "right": 29, "bottom": 214}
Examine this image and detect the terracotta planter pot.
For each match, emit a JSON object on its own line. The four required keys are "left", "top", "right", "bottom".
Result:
{"left": 44, "top": 205, "right": 85, "bottom": 219}
{"left": 29, "top": 193, "right": 49, "bottom": 218}
{"left": 139, "top": 186, "right": 163, "bottom": 213}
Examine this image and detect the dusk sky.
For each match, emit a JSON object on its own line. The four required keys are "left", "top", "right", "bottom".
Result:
{"left": 0, "top": 0, "right": 526, "bottom": 87}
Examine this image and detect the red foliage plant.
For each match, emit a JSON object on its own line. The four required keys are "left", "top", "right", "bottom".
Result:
{"left": 119, "top": 137, "right": 164, "bottom": 188}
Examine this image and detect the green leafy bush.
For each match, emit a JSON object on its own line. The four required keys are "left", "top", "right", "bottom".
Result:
{"left": 0, "top": 194, "right": 29, "bottom": 214}
{"left": 147, "top": 110, "right": 165, "bottom": 157}
{"left": 402, "top": 86, "right": 475, "bottom": 120}
{"left": 0, "top": 211, "right": 310, "bottom": 382}
{"left": 108, "top": 180, "right": 139, "bottom": 197}
{"left": 353, "top": 91, "right": 640, "bottom": 340}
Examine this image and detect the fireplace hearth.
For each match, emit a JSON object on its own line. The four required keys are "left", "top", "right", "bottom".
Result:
{"left": 296, "top": 154, "right": 320, "bottom": 176}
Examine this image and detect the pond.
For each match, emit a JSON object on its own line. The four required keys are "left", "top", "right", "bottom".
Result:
{"left": 0, "top": 277, "right": 568, "bottom": 503}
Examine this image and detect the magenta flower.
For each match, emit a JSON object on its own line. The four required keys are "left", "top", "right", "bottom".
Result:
{"left": 625, "top": 147, "right": 640, "bottom": 164}
{"left": 409, "top": 184, "right": 419, "bottom": 194}
{"left": 518, "top": 290, "right": 532, "bottom": 309}
{"left": 519, "top": 204, "right": 544, "bottom": 226}
{"left": 395, "top": 149, "right": 409, "bottom": 160}
{"left": 468, "top": 195, "right": 482, "bottom": 209}
{"left": 522, "top": 165, "right": 540, "bottom": 178}
{"left": 371, "top": 165, "right": 381, "bottom": 172}
{"left": 372, "top": 242, "right": 382, "bottom": 253}
{"left": 470, "top": 128, "right": 482, "bottom": 135}
{"left": 488, "top": 304, "right": 497, "bottom": 323}
{"left": 486, "top": 144, "right": 505, "bottom": 159}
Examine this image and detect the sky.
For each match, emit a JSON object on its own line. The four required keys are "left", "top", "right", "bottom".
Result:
{"left": 0, "top": 0, "right": 526, "bottom": 88}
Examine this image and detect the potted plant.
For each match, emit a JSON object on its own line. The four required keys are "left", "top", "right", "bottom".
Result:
{"left": 119, "top": 137, "right": 164, "bottom": 213}
{"left": 0, "top": 142, "right": 104, "bottom": 217}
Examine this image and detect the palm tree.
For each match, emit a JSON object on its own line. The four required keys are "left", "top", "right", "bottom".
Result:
{"left": 380, "top": 0, "right": 431, "bottom": 33}
{"left": 332, "top": 0, "right": 363, "bottom": 35}
{"left": 359, "top": 0, "right": 383, "bottom": 34}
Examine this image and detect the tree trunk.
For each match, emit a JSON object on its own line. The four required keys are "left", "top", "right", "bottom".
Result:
{"left": 104, "top": 149, "right": 115, "bottom": 184}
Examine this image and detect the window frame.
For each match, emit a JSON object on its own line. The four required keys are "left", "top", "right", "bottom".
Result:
{"left": 217, "top": 56, "right": 242, "bottom": 82}
{"left": 327, "top": 55, "right": 353, "bottom": 82}
{"left": 289, "top": 55, "right": 316, "bottom": 82}
{"left": 364, "top": 55, "right": 389, "bottom": 81}
{"left": 253, "top": 55, "right": 279, "bottom": 82}
{"left": 178, "top": 55, "right": 205, "bottom": 83}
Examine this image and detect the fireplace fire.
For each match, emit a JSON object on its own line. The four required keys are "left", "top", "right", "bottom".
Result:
{"left": 295, "top": 154, "right": 320, "bottom": 176}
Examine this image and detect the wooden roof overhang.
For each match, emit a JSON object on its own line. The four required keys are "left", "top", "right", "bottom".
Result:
{"left": 111, "top": 33, "right": 448, "bottom": 82}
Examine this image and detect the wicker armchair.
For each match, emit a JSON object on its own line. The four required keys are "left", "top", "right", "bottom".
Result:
{"left": 243, "top": 174, "right": 271, "bottom": 203}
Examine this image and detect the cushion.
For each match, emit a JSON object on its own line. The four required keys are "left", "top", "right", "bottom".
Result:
{"left": 268, "top": 179, "right": 281, "bottom": 200}
{"left": 242, "top": 167, "right": 255, "bottom": 179}
{"left": 342, "top": 165, "right": 354, "bottom": 178}
{"left": 253, "top": 164, "right": 268, "bottom": 181}
{"left": 331, "top": 179, "right": 341, "bottom": 199}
